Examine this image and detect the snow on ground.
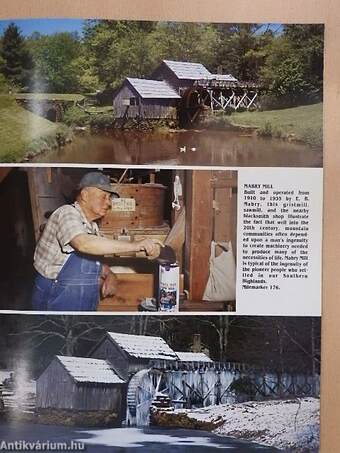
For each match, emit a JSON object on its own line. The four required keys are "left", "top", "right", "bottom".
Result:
{"left": 169, "top": 398, "right": 319, "bottom": 452}
{"left": 0, "top": 370, "right": 12, "bottom": 382}
{"left": 0, "top": 369, "right": 36, "bottom": 414}
{"left": 77, "top": 427, "right": 229, "bottom": 449}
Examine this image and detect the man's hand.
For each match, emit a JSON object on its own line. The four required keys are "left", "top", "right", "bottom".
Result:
{"left": 100, "top": 265, "right": 118, "bottom": 298}
{"left": 135, "top": 238, "right": 164, "bottom": 258}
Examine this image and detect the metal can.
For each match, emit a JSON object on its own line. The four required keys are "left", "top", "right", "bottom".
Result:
{"left": 158, "top": 263, "right": 179, "bottom": 312}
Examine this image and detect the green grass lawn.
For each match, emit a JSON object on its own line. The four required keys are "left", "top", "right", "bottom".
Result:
{"left": 83, "top": 105, "right": 113, "bottom": 113}
{"left": 230, "top": 103, "right": 323, "bottom": 147}
{"left": 14, "top": 93, "right": 85, "bottom": 102}
{"left": 0, "top": 94, "right": 67, "bottom": 162}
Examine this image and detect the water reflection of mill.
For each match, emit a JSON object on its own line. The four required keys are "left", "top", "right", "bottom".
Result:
{"left": 34, "top": 130, "right": 322, "bottom": 168}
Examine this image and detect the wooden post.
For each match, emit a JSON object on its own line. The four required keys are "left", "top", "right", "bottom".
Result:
{"left": 185, "top": 170, "right": 213, "bottom": 300}
{"left": 224, "top": 91, "right": 235, "bottom": 108}
{"left": 182, "top": 372, "right": 188, "bottom": 408}
{"left": 209, "top": 90, "right": 214, "bottom": 112}
{"left": 235, "top": 91, "right": 248, "bottom": 110}
{"left": 247, "top": 92, "right": 258, "bottom": 109}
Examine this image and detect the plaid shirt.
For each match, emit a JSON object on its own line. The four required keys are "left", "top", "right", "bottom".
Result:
{"left": 34, "top": 202, "right": 100, "bottom": 279}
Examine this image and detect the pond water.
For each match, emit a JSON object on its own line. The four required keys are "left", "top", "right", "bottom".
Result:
{"left": 33, "top": 129, "right": 322, "bottom": 167}
{"left": 0, "top": 423, "right": 278, "bottom": 452}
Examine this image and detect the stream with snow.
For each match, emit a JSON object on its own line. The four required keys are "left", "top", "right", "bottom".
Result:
{"left": 0, "top": 423, "right": 278, "bottom": 451}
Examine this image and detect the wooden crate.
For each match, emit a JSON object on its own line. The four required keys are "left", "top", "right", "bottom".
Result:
{"left": 98, "top": 273, "right": 184, "bottom": 311}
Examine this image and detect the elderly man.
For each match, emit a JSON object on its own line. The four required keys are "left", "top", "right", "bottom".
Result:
{"left": 32, "top": 171, "right": 162, "bottom": 311}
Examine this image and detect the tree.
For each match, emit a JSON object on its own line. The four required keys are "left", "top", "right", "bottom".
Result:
{"left": 27, "top": 32, "right": 82, "bottom": 93}
{"left": 0, "top": 23, "right": 33, "bottom": 88}
{"left": 215, "top": 24, "right": 274, "bottom": 81}
{"left": 81, "top": 20, "right": 157, "bottom": 89}
{"left": 148, "top": 22, "right": 220, "bottom": 71}
{"left": 224, "top": 316, "right": 321, "bottom": 375}
{"left": 283, "top": 24, "right": 324, "bottom": 85}
{"left": 2, "top": 315, "right": 321, "bottom": 380}
{"left": 260, "top": 24, "right": 324, "bottom": 107}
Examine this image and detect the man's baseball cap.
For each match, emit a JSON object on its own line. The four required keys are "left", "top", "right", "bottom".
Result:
{"left": 78, "top": 172, "right": 120, "bottom": 197}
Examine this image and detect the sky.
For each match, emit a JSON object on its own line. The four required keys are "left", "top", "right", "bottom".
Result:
{"left": 0, "top": 18, "right": 283, "bottom": 38}
{"left": 0, "top": 19, "right": 85, "bottom": 37}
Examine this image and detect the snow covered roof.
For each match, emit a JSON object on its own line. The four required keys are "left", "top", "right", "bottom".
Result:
{"left": 176, "top": 352, "right": 213, "bottom": 363}
{"left": 210, "top": 74, "right": 238, "bottom": 82}
{"left": 56, "top": 356, "right": 125, "bottom": 385}
{"left": 107, "top": 332, "right": 177, "bottom": 361}
{"left": 126, "top": 78, "right": 180, "bottom": 99}
{"left": 163, "top": 60, "right": 212, "bottom": 80}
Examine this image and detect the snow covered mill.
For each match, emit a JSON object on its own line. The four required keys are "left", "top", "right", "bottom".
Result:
{"left": 36, "top": 356, "right": 124, "bottom": 411}
{"left": 35, "top": 332, "right": 213, "bottom": 420}
{"left": 90, "top": 331, "right": 178, "bottom": 381}
{"left": 35, "top": 331, "right": 319, "bottom": 427}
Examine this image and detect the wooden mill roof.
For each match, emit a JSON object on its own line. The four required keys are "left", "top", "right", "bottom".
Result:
{"left": 107, "top": 332, "right": 178, "bottom": 361}
{"left": 163, "top": 60, "right": 212, "bottom": 80}
{"left": 176, "top": 352, "right": 213, "bottom": 363}
{"left": 210, "top": 74, "right": 238, "bottom": 82}
{"left": 56, "top": 356, "right": 125, "bottom": 385}
{"left": 126, "top": 78, "right": 180, "bottom": 99}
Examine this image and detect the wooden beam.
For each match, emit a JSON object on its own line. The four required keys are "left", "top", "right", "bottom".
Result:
{"left": 185, "top": 170, "right": 213, "bottom": 300}
{"left": 224, "top": 91, "right": 235, "bottom": 108}
{"left": 247, "top": 92, "right": 258, "bottom": 109}
{"left": 210, "top": 177, "right": 238, "bottom": 189}
{"left": 235, "top": 91, "right": 248, "bottom": 110}
{"left": 0, "top": 168, "right": 12, "bottom": 184}
{"left": 180, "top": 300, "right": 235, "bottom": 312}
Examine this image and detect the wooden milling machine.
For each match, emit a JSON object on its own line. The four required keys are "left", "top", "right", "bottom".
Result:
{"left": 97, "top": 171, "right": 185, "bottom": 311}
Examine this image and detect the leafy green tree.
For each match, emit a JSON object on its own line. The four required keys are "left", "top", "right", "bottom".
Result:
{"left": 81, "top": 21, "right": 220, "bottom": 89}
{"left": 260, "top": 25, "right": 323, "bottom": 107}
{"left": 0, "top": 23, "right": 33, "bottom": 88}
{"left": 283, "top": 24, "right": 323, "bottom": 89}
{"left": 81, "top": 20, "right": 157, "bottom": 89}
{"left": 28, "top": 32, "right": 81, "bottom": 93}
{"left": 72, "top": 54, "right": 100, "bottom": 93}
{"left": 148, "top": 22, "right": 220, "bottom": 71}
{"left": 215, "top": 24, "right": 274, "bottom": 81}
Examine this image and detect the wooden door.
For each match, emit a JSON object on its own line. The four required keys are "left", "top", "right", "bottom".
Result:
{"left": 185, "top": 170, "right": 237, "bottom": 301}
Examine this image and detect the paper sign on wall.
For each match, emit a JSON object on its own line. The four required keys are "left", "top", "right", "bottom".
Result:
{"left": 112, "top": 198, "right": 136, "bottom": 211}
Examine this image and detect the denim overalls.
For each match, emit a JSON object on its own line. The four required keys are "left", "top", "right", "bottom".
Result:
{"left": 31, "top": 252, "right": 101, "bottom": 311}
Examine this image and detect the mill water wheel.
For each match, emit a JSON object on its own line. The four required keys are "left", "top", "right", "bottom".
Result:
{"left": 126, "top": 368, "right": 170, "bottom": 427}
{"left": 179, "top": 87, "right": 210, "bottom": 126}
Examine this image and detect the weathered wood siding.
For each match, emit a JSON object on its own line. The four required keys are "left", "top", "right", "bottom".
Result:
{"left": 113, "top": 83, "right": 142, "bottom": 119}
{"left": 90, "top": 337, "right": 153, "bottom": 380}
{"left": 113, "top": 80, "right": 178, "bottom": 119}
{"left": 90, "top": 337, "right": 129, "bottom": 380}
{"left": 27, "top": 168, "right": 66, "bottom": 241}
{"left": 71, "top": 385, "right": 122, "bottom": 412}
{"left": 128, "top": 358, "right": 151, "bottom": 376}
{"left": 152, "top": 63, "right": 181, "bottom": 91}
{"left": 151, "top": 62, "right": 194, "bottom": 93}
{"left": 36, "top": 358, "right": 74, "bottom": 409}
{"left": 36, "top": 358, "right": 122, "bottom": 412}
{"left": 139, "top": 99, "right": 177, "bottom": 120}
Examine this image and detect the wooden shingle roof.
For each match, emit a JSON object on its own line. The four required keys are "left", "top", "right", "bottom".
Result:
{"left": 210, "top": 74, "right": 238, "bottom": 82}
{"left": 56, "top": 356, "right": 125, "bottom": 384}
{"left": 176, "top": 352, "right": 213, "bottom": 363}
{"left": 107, "top": 332, "right": 177, "bottom": 361}
{"left": 126, "top": 78, "right": 180, "bottom": 99}
{"left": 163, "top": 60, "right": 212, "bottom": 80}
